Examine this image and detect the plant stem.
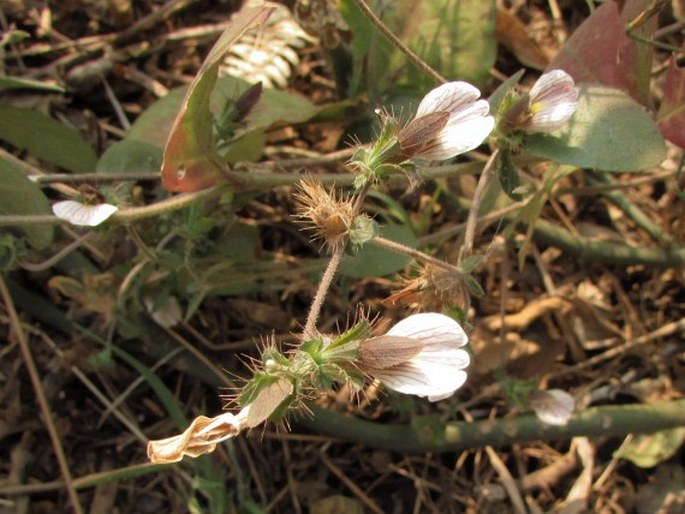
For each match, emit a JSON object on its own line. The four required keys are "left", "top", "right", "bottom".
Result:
{"left": 0, "top": 162, "right": 484, "bottom": 228}
{"left": 462, "top": 149, "right": 499, "bottom": 259}
{"left": 589, "top": 171, "right": 671, "bottom": 244}
{"left": 301, "top": 398, "right": 685, "bottom": 453}
{"left": 349, "top": 0, "right": 446, "bottom": 84}
{"left": 301, "top": 249, "right": 343, "bottom": 339}
{"left": 371, "top": 235, "right": 462, "bottom": 274}
{"left": 301, "top": 181, "right": 373, "bottom": 339}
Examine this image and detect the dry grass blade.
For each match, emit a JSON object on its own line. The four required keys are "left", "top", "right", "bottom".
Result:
{"left": 0, "top": 276, "right": 84, "bottom": 514}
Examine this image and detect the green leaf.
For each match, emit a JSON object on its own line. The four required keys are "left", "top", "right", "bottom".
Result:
{"left": 221, "top": 129, "right": 267, "bottom": 164}
{"left": 340, "top": 223, "right": 417, "bottom": 278}
{"left": 462, "top": 274, "right": 485, "bottom": 298}
{"left": 213, "top": 222, "right": 259, "bottom": 263}
{"left": 396, "top": 0, "right": 496, "bottom": 89}
{"left": 0, "top": 77, "right": 65, "bottom": 93}
{"left": 0, "top": 154, "right": 53, "bottom": 249}
{"left": 339, "top": 0, "right": 395, "bottom": 96}
{"left": 523, "top": 84, "right": 666, "bottom": 171}
{"left": 127, "top": 87, "right": 187, "bottom": 148}
{"left": 435, "top": 0, "right": 497, "bottom": 87}
{"left": 0, "top": 104, "right": 97, "bottom": 173}
{"left": 96, "top": 139, "right": 163, "bottom": 173}
{"left": 614, "top": 427, "right": 685, "bottom": 468}
{"left": 459, "top": 255, "right": 484, "bottom": 274}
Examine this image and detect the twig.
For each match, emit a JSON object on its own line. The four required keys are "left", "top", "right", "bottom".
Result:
{"left": 560, "top": 317, "right": 685, "bottom": 375}
{"left": 113, "top": 0, "right": 202, "bottom": 46}
{"left": 0, "top": 276, "right": 84, "bottom": 514}
{"left": 318, "top": 450, "right": 384, "bottom": 514}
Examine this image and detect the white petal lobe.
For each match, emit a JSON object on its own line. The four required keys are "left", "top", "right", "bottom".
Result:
{"left": 52, "top": 201, "right": 118, "bottom": 226}
{"left": 387, "top": 313, "right": 468, "bottom": 347}
{"left": 416, "top": 81, "right": 481, "bottom": 118}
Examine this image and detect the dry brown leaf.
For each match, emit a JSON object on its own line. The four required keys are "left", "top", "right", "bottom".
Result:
{"left": 496, "top": 8, "right": 550, "bottom": 70}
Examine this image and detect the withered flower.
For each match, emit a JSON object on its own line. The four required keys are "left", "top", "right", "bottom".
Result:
{"left": 294, "top": 177, "right": 357, "bottom": 253}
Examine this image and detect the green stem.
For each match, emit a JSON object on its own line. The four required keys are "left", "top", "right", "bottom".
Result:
{"left": 590, "top": 171, "right": 671, "bottom": 244}
{"left": 300, "top": 398, "right": 685, "bottom": 453}
{"left": 532, "top": 217, "right": 685, "bottom": 267}
{"left": 452, "top": 196, "right": 685, "bottom": 268}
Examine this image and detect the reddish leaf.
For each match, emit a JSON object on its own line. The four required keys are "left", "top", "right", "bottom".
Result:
{"left": 548, "top": 0, "right": 655, "bottom": 105}
{"left": 161, "top": 6, "right": 274, "bottom": 192}
{"left": 657, "top": 54, "right": 685, "bottom": 149}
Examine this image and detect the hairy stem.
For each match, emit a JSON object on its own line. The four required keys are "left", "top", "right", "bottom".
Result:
{"left": 301, "top": 249, "right": 343, "bottom": 339}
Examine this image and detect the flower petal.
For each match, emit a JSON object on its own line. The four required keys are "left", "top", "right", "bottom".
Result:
{"left": 372, "top": 358, "right": 468, "bottom": 401}
{"left": 417, "top": 111, "right": 494, "bottom": 160}
{"left": 387, "top": 312, "right": 468, "bottom": 348}
{"left": 529, "top": 70, "right": 576, "bottom": 102}
{"left": 416, "top": 81, "right": 482, "bottom": 118}
{"left": 52, "top": 200, "right": 118, "bottom": 226}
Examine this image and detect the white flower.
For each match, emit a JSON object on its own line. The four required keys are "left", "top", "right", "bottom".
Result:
{"left": 398, "top": 82, "right": 494, "bottom": 161}
{"left": 52, "top": 200, "right": 118, "bottom": 227}
{"left": 525, "top": 70, "right": 579, "bottom": 133}
{"left": 529, "top": 389, "right": 575, "bottom": 426}
{"left": 358, "top": 312, "right": 470, "bottom": 402}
